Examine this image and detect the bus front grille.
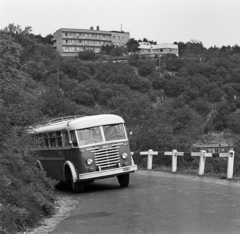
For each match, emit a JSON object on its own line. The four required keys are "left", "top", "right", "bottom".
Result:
{"left": 91, "top": 147, "right": 120, "bottom": 170}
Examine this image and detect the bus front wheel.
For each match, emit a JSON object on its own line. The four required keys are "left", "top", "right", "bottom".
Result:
{"left": 117, "top": 174, "right": 130, "bottom": 187}
{"left": 71, "top": 179, "right": 84, "bottom": 193}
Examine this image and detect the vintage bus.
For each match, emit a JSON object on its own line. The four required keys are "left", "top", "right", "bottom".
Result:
{"left": 29, "top": 114, "right": 137, "bottom": 193}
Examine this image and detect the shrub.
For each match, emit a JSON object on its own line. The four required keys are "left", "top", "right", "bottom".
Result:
{"left": 193, "top": 99, "right": 211, "bottom": 116}
{"left": 0, "top": 129, "right": 56, "bottom": 233}
{"left": 209, "top": 88, "right": 225, "bottom": 102}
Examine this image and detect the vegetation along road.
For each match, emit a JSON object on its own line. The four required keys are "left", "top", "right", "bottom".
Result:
{"left": 2, "top": 24, "right": 240, "bottom": 233}
{"left": 39, "top": 171, "right": 240, "bottom": 234}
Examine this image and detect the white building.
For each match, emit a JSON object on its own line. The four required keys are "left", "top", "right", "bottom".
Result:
{"left": 52, "top": 26, "right": 130, "bottom": 57}
{"left": 138, "top": 42, "right": 178, "bottom": 56}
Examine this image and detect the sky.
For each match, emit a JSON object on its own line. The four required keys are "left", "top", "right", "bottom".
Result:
{"left": 1, "top": 0, "right": 240, "bottom": 48}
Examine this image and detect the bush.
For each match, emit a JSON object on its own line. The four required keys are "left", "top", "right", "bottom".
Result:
{"left": 227, "top": 111, "right": 240, "bottom": 133}
{"left": 78, "top": 50, "right": 96, "bottom": 60}
{"left": 193, "top": 99, "right": 211, "bottom": 116}
{"left": 209, "top": 88, "right": 225, "bottom": 102}
{"left": 129, "top": 77, "right": 152, "bottom": 93}
{"left": 73, "top": 92, "right": 95, "bottom": 106}
{"left": 138, "top": 61, "right": 155, "bottom": 77}
{"left": 0, "top": 129, "right": 56, "bottom": 233}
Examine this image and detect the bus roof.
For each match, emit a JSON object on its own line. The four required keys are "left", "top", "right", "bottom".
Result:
{"left": 29, "top": 114, "right": 125, "bottom": 133}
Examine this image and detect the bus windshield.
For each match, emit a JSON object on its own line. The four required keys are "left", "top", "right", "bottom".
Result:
{"left": 103, "top": 124, "right": 126, "bottom": 141}
{"left": 76, "top": 126, "right": 103, "bottom": 145}
{"left": 75, "top": 124, "right": 126, "bottom": 146}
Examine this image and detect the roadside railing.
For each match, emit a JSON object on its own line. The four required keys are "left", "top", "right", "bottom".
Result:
{"left": 131, "top": 149, "right": 235, "bottom": 179}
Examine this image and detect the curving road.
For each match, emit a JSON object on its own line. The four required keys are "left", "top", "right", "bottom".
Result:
{"left": 50, "top": 171, "right": 240, "bottom": 234}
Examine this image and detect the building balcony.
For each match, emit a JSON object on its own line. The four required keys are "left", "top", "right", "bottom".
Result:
{"left": 62, "top": 42, "right": 104, "bottom": 47}
{"left": 61, "top": 35, "right": 111, "bottom": 40}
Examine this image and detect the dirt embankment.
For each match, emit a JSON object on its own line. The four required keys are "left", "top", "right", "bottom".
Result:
{"left": 18, "top": 196, "right": 79, "bottom": 234}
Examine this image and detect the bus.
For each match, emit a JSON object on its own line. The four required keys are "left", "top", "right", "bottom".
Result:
{"left": 29, "top": 114, "right": 137, "bottom": 193}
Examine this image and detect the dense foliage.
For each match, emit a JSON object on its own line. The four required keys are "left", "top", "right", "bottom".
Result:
{"left": 1, "top": 23, "right": 240, "bottom": 232}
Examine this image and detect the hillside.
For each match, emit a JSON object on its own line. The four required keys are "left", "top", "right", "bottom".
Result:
{"left": 1, "top": 24, "right": 240, "bottom": 233}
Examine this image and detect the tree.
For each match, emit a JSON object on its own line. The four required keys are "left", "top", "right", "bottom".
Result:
{"left": 126, "top": 38, "right": 140, "bottom": 53}
{"left": 174, "top": 41, "right": 187, "bottom": 57}
{"left": 110, "top": 46, "right": 128, "bottom": 56}
{"left": 138, "top": 61, "right": 155, "bottom": 77}
{"left": 142, "top": 37, "right": 157, "bottom": 45}
{"left": 0, "top": 29, "right": 56, "bottom": 233}
{"left": 165, "top": 58, "right": 185, "bottom": 72}
{"left": 101, "top": 44, "right": 115, "bottom": 55}
{"left": 78, "top": 50, "right": 96, "bottom": 60}
{"left": 34, "top": 34, "right": 53, "bottom": 45}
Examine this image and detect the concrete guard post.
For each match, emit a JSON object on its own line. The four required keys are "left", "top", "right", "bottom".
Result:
{"left": 140, "top": 150, "right": 153, "bottom": 170}
{"left": 172, "top": 149, "right": 178, "bottom": 173}
{"left": 140, "top": 149, "right": 158, "bottom": 170}
{"left": 227, "top": 150, "right": 235, "bottom": 179}
{"left": 198, "top": 150, "right": 206, "bottom": 176}
{"left": 147, "top": 149, "right": 153, "bottom": 170}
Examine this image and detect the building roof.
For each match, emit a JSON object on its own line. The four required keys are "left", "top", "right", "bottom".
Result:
{"left": 139, "top": 42, "right": 178, "bottom": 49}
{"left": 110, "top": 30, "right": 130, "bottom": 34}
{"left": 56, "top": 28, "right": 112, "bottom": 34}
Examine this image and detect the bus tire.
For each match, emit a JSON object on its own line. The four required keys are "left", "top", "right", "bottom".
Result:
{"left": 71, "top": 179, "right": 84, "bottom": 193}
{"left": 117, "top": 174, "right": 130, "bottom": 187}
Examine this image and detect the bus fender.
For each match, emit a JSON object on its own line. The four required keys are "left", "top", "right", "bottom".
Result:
{"left": 63, "top": 161, "right": 78, "bottom": 183}
{"left": 131, "top": 156, "right": 135, "bottom": 166}
{"left": 36, "top": 160, "right": 43, "bottom": 171}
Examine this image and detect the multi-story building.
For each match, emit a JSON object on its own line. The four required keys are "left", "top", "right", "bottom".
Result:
{"left": 138, "top": 42, "right": 178, "bottom": 56}
{"left": 52, "top": 26, "right": 130, "bottom": 57}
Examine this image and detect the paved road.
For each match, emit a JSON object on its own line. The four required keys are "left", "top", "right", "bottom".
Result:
{"left": 50, "top": 171, "right": 240, "bottom": 234}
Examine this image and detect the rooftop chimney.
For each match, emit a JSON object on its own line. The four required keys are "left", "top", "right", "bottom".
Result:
{"left": 97, "top": 26, "right": 99, "bottom": 31}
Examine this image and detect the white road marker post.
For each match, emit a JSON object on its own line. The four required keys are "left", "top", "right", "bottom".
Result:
{"left": 198, "top": 150, "right": 206, "bottom": 176}
{"left": 172, "top": 149, "right": 178, "bottom": 173}
{"left": 147, "top": 149, "right": 153, "bottom": 170}
{"left": 227, "top": 150, "right": 235, "bottom": 180}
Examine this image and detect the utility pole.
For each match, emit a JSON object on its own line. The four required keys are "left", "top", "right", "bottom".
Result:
{"left": 56, "top": 51, "right": 60, "bottom": 88}
{"left": 159, "top": 55, "right": 161, "bottom": 77}
{"left": 57, "top": 67, "right": 59, "bottom": 87}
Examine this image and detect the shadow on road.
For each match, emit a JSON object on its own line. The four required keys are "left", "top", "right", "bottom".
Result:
{"left": 55, "top": 179, "right": 122, "bottom": 194}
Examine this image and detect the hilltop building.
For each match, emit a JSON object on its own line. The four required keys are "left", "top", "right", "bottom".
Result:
{"left": 52, "top": 26, "right": 130, "bottom": 57}
{"left": 138, "top": 42, "right": 178, "bottom": 56}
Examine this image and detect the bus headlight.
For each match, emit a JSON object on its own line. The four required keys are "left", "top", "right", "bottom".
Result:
{"left": 121, "top": 152, "right": 128, "bottom": 159}
{"left": 86, "top": 158, "right": 93, "bottom": 165}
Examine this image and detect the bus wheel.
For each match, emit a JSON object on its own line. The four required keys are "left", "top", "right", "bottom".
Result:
{"left": 117, "top": 174, "right": 130, "bottom": 187}
{"left": 71, "top": 179, "right": 84, "bottom": 193}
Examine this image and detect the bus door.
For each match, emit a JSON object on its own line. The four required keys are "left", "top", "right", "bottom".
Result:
{"left": 67, "top": 130, "right": 82, "bottom": 172}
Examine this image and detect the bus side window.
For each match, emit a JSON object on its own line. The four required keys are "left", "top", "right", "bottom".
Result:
{"left": 43, "top": 133, "right": 49, "bottom": 147}
{"left": 39, "top": 134, "right": 44, "bottom": 148}
{"left": 56, "top": 131, "right": 62, "bottom": 147}
{"left": 70, "top": 131, "right": 78, "bottom": 147}
{"left": 62, "top": 131, "right": 69, "bottom": 147}
{"left": 49, "top": 132, "right": 56, "bottom": 147}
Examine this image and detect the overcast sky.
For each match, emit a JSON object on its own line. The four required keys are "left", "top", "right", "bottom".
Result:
{"left": 1, "top": 0, "right": 240, "bottom": 48}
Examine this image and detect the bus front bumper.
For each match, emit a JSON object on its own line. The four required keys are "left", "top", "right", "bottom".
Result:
{"left": 78, "top": 165, "right": 137, "bottom": 181}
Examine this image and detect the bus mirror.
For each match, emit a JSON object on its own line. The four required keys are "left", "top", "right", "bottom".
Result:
{"left": 69, "top": 140, "right": 73, "bottom": 145}
{"left": 129, "top": 132, "right": 133, "bottom": 139}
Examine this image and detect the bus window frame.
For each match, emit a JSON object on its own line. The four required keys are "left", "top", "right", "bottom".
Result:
{"left": 72, "top": 124, "right": 127, "bottom": 147}
{"left": 70, "top": 130, "right": 78, "bottom": 147}
{"left": 76, "top": 126, "right": 103, "bottom": 146}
